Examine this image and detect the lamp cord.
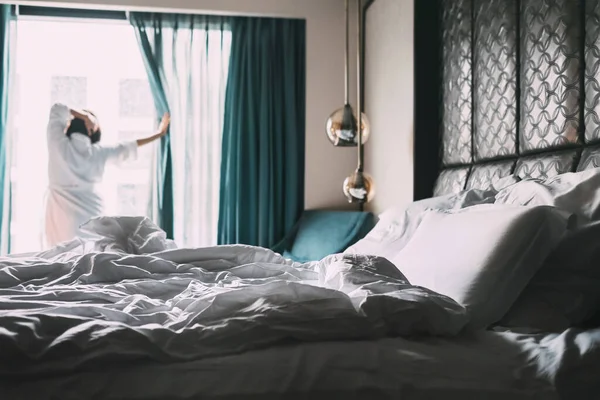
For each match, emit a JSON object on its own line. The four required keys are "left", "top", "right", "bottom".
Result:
{"left": 357, "top": 0, "right": 363, "bottom": 171}
{"left": 344, "top": 0, "right": 349, "bottom": 105}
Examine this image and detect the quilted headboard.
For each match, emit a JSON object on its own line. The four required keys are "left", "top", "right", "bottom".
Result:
{"left": 429, "top": 0, "right": 600, "bottom": 197}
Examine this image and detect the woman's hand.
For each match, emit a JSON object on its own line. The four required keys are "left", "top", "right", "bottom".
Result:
{"left": 136, "top": 113, "right": 172, "bottom": 147}
{"left": 157, "top": 113, "right": 170, "bottom": 137}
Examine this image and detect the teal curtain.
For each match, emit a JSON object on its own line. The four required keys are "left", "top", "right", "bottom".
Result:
{"left": 218, "top": 17, "right": 306, "bottom": 247}
{"left": 0, "top": 5, "right": 12, "bottom": 253}
{"left": 129, "top": 13, "right": 174, "bottom": 239}
{"left": 129, "top": 13, "right": 231, "bottom": 246}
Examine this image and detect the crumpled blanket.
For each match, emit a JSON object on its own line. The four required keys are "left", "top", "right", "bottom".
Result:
{"left": 0, "top": 216, "right": 468, "bottom": 377}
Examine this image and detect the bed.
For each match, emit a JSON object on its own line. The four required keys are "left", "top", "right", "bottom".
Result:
{"left": 3, "top": 0, "right": 600, "bottom": 398}
{"left": 1, "top": 204, "right": 598, "bottom": 400}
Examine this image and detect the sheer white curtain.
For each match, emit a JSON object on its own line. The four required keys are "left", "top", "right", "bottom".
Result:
{"left": 158, "top": 26, "right": 231, "bottom": 247}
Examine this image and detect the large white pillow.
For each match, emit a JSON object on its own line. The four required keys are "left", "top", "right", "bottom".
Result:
{"left": 493, "top": 168, "right": 600, "bottom": 331}
{"left": 387, "top": 204, "right": 571, "bottom": 330}
{"left": 495, "top": 167, "right": 600, "bottom": 220}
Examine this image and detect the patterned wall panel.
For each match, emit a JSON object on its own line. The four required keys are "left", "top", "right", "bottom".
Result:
{"left": 513, "top": 150, "right": 579, "bottom": 180}
{"left": 441, "top": 0, "right": 472, "bottom": 165}
{"left": 520, "top": 0, "right": 581, "bottom": 152}
{"left": 432, "top": 0, "right": 597, "bottom": 197}
{"left": 577, "top": 146, "right": 600, "bottom": 171}
{"left": 585, "top": 0, "right": 600, "bottom": 143}
{"left": 473, "top": 0, "right": 518, "bottom": 160}
{"left": 433, "top": 167, "right": 471, "bottom": 197}
{"left": 465, "top": 160, "right": 515, "bottom": 190}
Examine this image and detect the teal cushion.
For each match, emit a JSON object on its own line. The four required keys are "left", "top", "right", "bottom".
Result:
{"left": 282, "top": 250, "right": 301, "bottom": 262}
{"left": 287, "top": 210, "right": 374, "bottom": 262}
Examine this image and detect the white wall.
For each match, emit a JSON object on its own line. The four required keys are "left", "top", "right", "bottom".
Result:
{"left": 9, "top": 0, "right": 360, "bottom": 210}
{"left": 364, "top": 0, "right": 413, "bottom": 215}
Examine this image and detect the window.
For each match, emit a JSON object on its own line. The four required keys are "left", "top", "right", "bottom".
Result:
{"left": 117, "top": 183, "right": 149, "bottom": 216}
{"left": 119, "top": 78, "right": 154, "bottom": 118}
{"left": 50, "top": 76, "right": 88, "bottom": 109}
{"left": 9, "top": 19, "right": 156, "bottom": 253}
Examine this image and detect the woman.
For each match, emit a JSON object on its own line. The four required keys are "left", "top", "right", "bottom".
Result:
{"left": 44, "top": 103, "right": 170, "bottom": 248}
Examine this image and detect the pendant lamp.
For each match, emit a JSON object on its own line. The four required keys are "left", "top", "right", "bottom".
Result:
{"left": 342, "top": 0, "right": 375, "bottom": 206}
{"left": 326, "top": 0, "right": 370, "bottom": 147}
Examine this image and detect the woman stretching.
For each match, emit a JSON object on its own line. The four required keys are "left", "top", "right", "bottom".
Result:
{"left": 43, "top": 103, "right": 170, "bottom": 248}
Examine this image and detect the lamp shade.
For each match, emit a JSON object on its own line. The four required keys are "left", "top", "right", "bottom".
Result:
{"left": 343, "top": 169, "right": 375, "bottom": 203}
{"left": 326, "top": 104, "right": 371, "bottom": 147}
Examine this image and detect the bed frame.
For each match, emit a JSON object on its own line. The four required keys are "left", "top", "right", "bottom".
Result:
{"left": 411, "top": 0, "right": 600, "bottom": 199}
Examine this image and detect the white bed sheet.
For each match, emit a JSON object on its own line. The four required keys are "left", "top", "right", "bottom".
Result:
{"left": 3, "top": 327, "right": 599, "bottom": 400}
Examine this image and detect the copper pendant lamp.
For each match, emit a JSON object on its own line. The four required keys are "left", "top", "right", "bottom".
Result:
{"left": 342, "top": 0, "right": 375, "bottom": 206}
{"left": 325, "top": 0, "right": 370, "bottom": 147}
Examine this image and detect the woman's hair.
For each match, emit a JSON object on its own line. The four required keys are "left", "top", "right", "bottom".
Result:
{"left": 66, "top": 110, "right": 101, "bottom": 144}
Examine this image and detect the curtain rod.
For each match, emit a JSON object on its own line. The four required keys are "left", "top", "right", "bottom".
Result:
{"left": 15, "top": 5, "right": 127, "bottom": 20}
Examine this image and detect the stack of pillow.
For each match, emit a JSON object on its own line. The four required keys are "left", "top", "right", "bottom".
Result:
{"left": 345, "top": 167, "right": 600, "bottom": 332}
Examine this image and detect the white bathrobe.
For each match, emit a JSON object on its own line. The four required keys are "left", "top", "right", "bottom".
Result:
{"left": 43, "top": 103, "right": 138, "bottom": 248}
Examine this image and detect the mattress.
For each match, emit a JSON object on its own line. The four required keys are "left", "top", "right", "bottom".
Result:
{"left": 4, "top": 327, "right": 598, "bottom": 400}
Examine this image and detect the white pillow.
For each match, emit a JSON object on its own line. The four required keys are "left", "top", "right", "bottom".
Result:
{"left": 378, "top": 187, "right": 497, "bottom": 222}
{"left": 490, "top": 174, "right": 521, "bottom": 191}
{"left": 387, "top": 204, "right": 571, "bottom": 330}
{"left": 346, "top": 188, "right": 497, "bottom": 258}
{"left": 495, "top": 167, "right": 600, "bottom": 220}
{"left": 498, "top": 219, "right": 600, "bottom": 332}
{"left": 492, "top": 168, "right": 600, "bottom": 331}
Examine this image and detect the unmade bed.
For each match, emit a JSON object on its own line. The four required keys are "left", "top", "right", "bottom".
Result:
{"left": 4, "top": 0, "right": 600, "bottom": 398}
{"left": 0, "top": 210, "right": 598, "bottom": 400}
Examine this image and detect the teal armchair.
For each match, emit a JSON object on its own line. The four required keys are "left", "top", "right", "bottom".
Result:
{"left": 271, "top": 210, "right": 376, "bottom": 262}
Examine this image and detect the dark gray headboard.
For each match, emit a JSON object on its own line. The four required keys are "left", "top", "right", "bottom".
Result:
{"left": 429, "top": 0, "right": 600, "bottom": 197}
